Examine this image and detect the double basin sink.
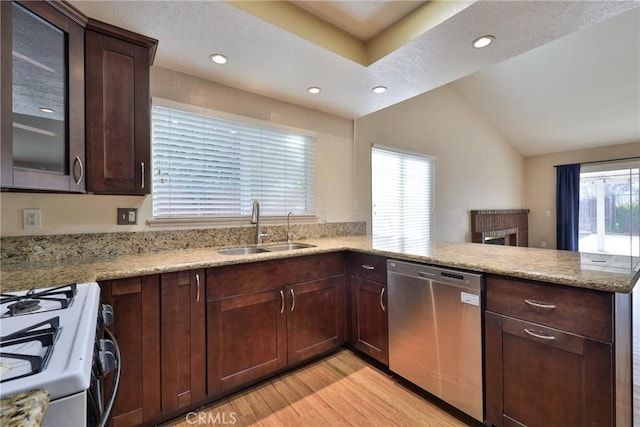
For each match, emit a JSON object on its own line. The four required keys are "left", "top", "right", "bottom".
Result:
{"left": 218, "top": 242, "right": 315, "bottom": 255}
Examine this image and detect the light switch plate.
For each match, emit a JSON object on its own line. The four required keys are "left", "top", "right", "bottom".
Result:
{"left": 117, "top": 208, "right": 138, "bottom": 225}
{"left": 23, "top": 208, "right": 41, "bottom": 229}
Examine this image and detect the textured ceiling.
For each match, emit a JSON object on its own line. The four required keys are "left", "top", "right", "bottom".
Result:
{"left": 291, "top": 1, "right": 427, "bottom": 40}
{"left": 68, "top": 0, "right": 640, "bottom": 156}
{"left": 451, "top": 7, "right": 640, "bottom": 156}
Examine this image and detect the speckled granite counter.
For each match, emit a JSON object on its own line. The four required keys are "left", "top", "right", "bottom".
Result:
{"left": 0, "top": 390, "right": 49, "bottom": 427}
{"left": 2, "top": 236, "right": 639, "bottom": 293}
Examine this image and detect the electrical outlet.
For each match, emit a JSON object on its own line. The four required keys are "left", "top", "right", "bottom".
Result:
{"left": 117, "top": 208, "right": 138, "bottom": 225}
{"left": 541, "top": 240, "right": 547, "bottom": 248}
{"left": 23, "top": 208, "right": 41, "bottom": 229}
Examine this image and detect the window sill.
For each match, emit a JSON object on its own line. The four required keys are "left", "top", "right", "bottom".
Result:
{"left": 147, "top": 215, "right": 320, "bottom": 228}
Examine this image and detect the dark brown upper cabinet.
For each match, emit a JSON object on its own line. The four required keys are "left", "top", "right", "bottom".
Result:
{"left": 85, "top": 19, "right": 157, "bottom": 195}
{"left": 1, "top": 1, "right": 86, "bottom": 192}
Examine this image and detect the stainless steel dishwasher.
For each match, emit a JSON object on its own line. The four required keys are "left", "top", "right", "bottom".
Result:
{"left": 387, "top": 259, "right": 484, "bottom": 422}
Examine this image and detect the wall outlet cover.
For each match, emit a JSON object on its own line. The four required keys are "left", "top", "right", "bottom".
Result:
{"left": 23, "top": 208, "right": 41, "bottom": 229}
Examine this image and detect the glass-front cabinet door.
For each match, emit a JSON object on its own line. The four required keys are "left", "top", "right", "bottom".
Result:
{"left": 1, "top": 1, "right": 85, "bottom": 192}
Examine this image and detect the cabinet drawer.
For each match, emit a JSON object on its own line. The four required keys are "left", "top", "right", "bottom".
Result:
{"left": 486, "top": 275, "right": 612, "bottom": 342}
{"left": 207, "top": 252, "right": 344, "bottom": 299}
{"left": 348, "top": 252, "right": 387, "bottom": 283}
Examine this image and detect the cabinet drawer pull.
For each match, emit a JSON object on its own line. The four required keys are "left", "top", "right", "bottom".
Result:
{"left": 280, "top": 290, "right": 285, "bottom": 314}
{"left": 290, "top": 288, "right": 295, "bottom": 312}
{"left": 195, "top": 273, "right": 200, "bottom": 302}
{"left": 524, "top": 299, "right": 556, "bottom": 310}
{"left": 524, "top": 328, "right": 556, "bottom": 341}
{"left": 380, "top": 288, "right": 386, "bottom": 312}
{"left": 141, "top": 162, "right": 145, "bottom": 189}
{"left": 73, "top": 156, "right": 84, "bottom": 185}
{"left": 362, "top": 264, "right": 375, "bottom": 270}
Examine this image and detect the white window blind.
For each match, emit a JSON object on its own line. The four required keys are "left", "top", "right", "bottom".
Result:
{"left": 371, "top": 145, "right": 435, "bottom": 250}
{"left": 152, "top": 105, "right": 316, "bottom": 219}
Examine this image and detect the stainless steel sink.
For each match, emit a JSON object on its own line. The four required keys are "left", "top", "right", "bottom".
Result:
{"left": 217, "top": 247, "right": 269, "bottom": 255}
{"left": 217, "top": 242, "right": 316, "bottom": 255}
{"left": 265, "top": 243, "right": 316, "bottom": 251}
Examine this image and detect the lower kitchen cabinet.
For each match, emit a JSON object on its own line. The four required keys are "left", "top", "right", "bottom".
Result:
{"left": 101, "top": 270, "right": 207, "bottom": 426}
{"left": 160, "top": 270, "right": 207, "bottom": 414}
{"left": 100, "top": 275, "right": 161, "bottom": 427}
{"left": 484, "top": 275, "right": 613, "bottom": 427}
{"left": 206, "top": 253, "right": 346, "bottom": 397}
{"left": 348, "top": 252, "right": 388, "bottom": 365}
{"left": 286, "top": 276, "right": 346, "bottom": 364}
{"left": 207, "top": 288, "right": 287, "bottom": 396}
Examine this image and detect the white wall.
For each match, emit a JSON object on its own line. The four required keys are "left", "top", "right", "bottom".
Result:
{"left": 524, "top": 142, "right": 640, "bottom": 249}
{"left": 355, "top": 84, "right": 525, "bottom": 242}
{"left": 0, "top": 67, "right": 354, "bottom": 237}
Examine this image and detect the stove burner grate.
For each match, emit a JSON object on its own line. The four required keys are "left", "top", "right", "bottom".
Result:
{"left": 0, "top": 284, "right": 77, "bottom": 317}
{"left": 0, "top": 317, "right": 59, "bottom": 383}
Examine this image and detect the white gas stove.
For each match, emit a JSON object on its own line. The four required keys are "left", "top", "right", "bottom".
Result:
{"left": 0, "top": 283, "right": 118, "bottom": 426}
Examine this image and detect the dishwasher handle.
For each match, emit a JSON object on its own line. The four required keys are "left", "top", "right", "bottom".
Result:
{"left": 388, "top": 259, "right": 483, "bottom": 292}
{"left": 439, "top": 271, "right": 466, "bottom": 283}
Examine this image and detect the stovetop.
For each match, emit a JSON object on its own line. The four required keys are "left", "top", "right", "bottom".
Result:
{"left": 0, "top": 283, "right": 100, "bottom": 400}
{"left": 1, "top": 284, "right": 77, "bottom": 318}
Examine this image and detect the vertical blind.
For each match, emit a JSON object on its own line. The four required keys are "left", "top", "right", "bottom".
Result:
{"left": 371, "top": 145, "right": 435, "bottom": 249}
{"left": 152, "top": 105, "right": 316, "bottom": 218}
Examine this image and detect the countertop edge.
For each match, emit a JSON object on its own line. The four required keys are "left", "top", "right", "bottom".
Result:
{"left": 0, "top": 389, "right": 49, "bottom": 427}
{"left": 2, "top": 238, "right": 638, "bottom": 294}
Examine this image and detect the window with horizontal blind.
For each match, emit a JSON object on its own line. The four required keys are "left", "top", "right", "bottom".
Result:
{"left": 152, "top": 104, "right": 316, "bottom": 219}
{"left": 371, "top": 145, "right": 435, "bottom": 250}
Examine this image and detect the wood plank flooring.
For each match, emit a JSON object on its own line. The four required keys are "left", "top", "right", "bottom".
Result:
{"left": 163, "top": 350, "right": 471, "bottom": 427}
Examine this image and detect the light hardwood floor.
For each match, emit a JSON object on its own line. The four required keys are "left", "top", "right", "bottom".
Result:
{"left": 163, "top": 350, "right": 471, "bottom": 427}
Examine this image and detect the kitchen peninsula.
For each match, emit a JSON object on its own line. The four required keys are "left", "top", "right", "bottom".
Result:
{"left": 2, "top": 235, "right": 638, "bottom": 293}
{"left": 1, "top": 232, "right": 638, "bottom": 426}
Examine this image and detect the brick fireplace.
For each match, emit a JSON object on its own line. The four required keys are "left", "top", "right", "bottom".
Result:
{"left": 470, "top": 209, "right": 530, "bottom": 247}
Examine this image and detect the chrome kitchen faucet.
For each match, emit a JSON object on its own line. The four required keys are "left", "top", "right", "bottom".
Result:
{"left": 287, "top": 211, "right": 294, "bottom": 243}
{"left": 251, "top": 200, "right": 268, "bottom": 244}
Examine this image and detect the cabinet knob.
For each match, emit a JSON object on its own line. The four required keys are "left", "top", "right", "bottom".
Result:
{"left": 362, "top": 264, "right": 375, "bottom": 270}
{"left": 380, "top": 287, "right": 386, "bottom": 312}
{"left": 290, "top": 288, "right": 296, "bottom": 312}
{"left": 141, "top": 162, "right": 145, "bottom": 189}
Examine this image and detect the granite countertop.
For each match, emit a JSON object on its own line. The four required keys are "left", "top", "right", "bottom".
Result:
{"left": 1, "top": 236, "right": 639, "bottom": 293}
{"left": 0, "top": 390, "right": 49, "bottom": 427}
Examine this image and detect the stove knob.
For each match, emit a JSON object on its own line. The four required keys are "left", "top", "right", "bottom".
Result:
{"left": 101, "top": 304, "right": 114, "bottom": 327}
{"left": 99, "top": 349, "right": 117, "bottom": 375}
{"left": 100, "top": 338, "right": 115, "bottom": 355}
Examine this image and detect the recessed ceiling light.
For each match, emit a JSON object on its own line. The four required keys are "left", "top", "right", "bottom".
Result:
{"left": 39, "top": 107, "right": 55, "bottom": 113}
{"left": 209, "top": 54, "right": 227, "bottom": 64}
{"left": 372, "top": 86, "right": 387, "bottom": 94}
{"left": 472, "top": 35, "right": 494, "bottom": 49}
{"left": 307, "top": 87, "right": 321, "bottom": 94}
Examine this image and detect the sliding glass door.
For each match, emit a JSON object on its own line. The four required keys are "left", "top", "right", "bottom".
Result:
{"left": 578, "top": 161, "right": 639, "bottom": 256}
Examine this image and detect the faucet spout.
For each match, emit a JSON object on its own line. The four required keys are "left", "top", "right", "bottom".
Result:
{"left": 251, "top": 200, "right": 267, "bottom": 244}
{"left": 287, "top": 211, "right": 293, "bottom": 243}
